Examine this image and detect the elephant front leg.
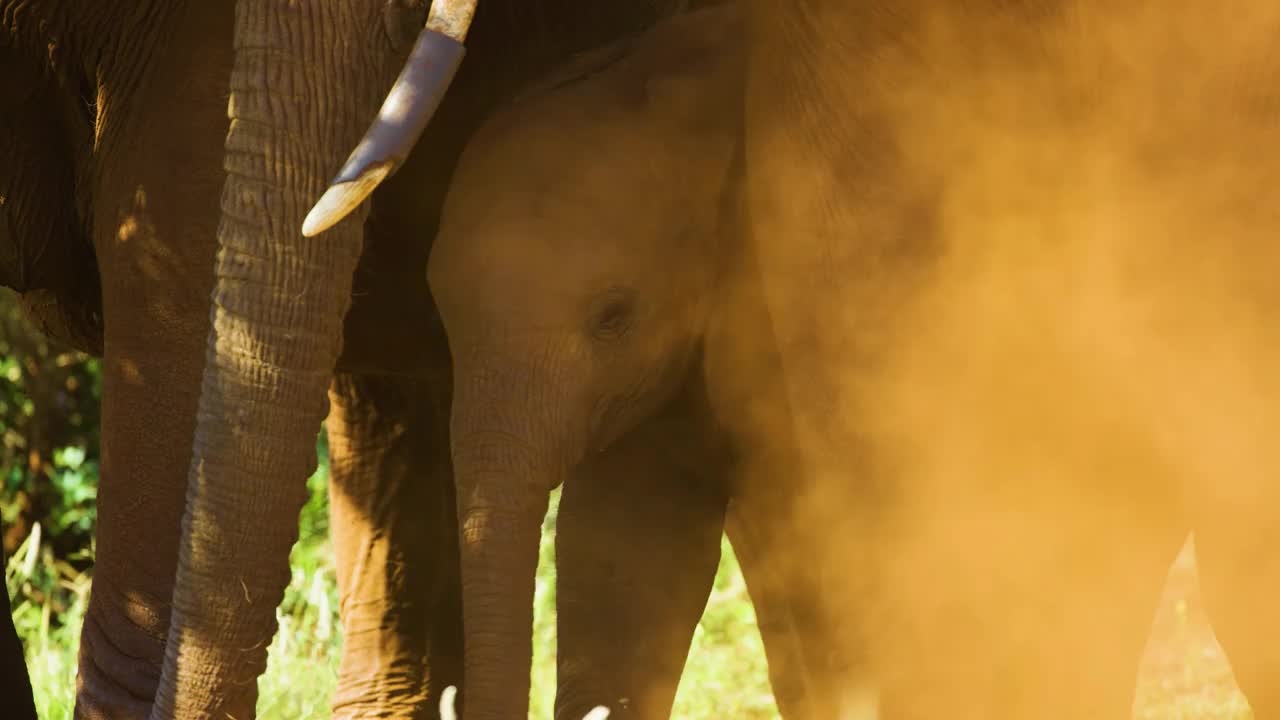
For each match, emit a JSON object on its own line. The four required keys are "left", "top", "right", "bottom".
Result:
{"left": 554, "top": 414, "right": 729, "bottom": 720}
{"left": 75, "top": 3, "right": 235, "bottom": 714}
{"left": 0, "top": 519, "right": 37, "bottom": 720}
{"left": 725, "top": 458, "right": 875, "bottom": 720}
{"left": 327, "top": 373, "right": 462, "bottom": 720}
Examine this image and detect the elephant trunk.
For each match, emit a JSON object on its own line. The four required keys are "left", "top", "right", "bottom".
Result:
{"left": 450, "top": 354, "right": 578, "bottom": 719}
{"left": 149, "top": 2, "right": 381, "bottom": 718}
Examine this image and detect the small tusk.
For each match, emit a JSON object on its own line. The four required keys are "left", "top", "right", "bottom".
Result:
{"left": 439, "top": 685, "right": 458, "bottom": 720}
{"left": 300, "top": 0, "right": 476, "bottom": 236}
{"left": 583, "top": 707, "right": 611, "bottom": 720}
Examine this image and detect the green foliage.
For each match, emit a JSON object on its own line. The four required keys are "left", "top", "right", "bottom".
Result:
{"left": 1, "top": 291, "right": 100, "bottom": 573}
{"left": 5, "top": 520, "right": 89, "bottom": 720}
{"left": 1, "top": 289, "right": 100, "bottom": 677}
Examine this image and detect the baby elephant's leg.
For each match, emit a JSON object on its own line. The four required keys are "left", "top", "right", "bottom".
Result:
{"left": 555, "top": 416, "right": 729, "bottom": 720}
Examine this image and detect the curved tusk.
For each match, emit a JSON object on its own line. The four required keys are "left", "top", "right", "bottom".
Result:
{"left": 439, "top": 685, "right": 459, "bottom": 720}
{"left": 301, "top": 0, "right": 478, "bottom": 237}
{"left": 583, "top": 707, "right": 612, "bottom": 720}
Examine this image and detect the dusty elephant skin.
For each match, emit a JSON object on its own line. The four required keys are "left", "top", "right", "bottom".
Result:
{"left": 427, "top": 8, "right": 743, "bottom": 717}
{"left": 428, "top": 6, "right": 855, "bottom": 718}
{"left": 553, "top": 395, "right": 732, "bottom": 720}
{"left": 742, "top": 1, "right": 1280, "bottom": 718}
{"left": 410, "top": 0, "right": 1280, "bottom": 718}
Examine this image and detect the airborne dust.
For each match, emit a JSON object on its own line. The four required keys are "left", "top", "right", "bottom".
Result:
{"left": 730, "top": 3, "right": 1280, "bottom": 718}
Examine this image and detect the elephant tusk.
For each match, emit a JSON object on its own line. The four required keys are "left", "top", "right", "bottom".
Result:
{"left": 439, "top": 686, "right": 459, "bottom": 720}
{"left": 437, "top": 684, "right": 610, "bottom": 720}
{"left": 300, "top": 0, "right": 478, "bottom": 237}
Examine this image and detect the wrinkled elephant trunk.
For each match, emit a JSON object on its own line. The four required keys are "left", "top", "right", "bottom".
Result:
{"left": 149, "top": 1, "right": 378, "bottom": 717}
{"left": 450, "top": 360, "right": 574, "bottom": 719}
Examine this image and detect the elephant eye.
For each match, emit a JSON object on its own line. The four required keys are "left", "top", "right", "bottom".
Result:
{"left": 589, "top": 287, "right": 637, "bottom": 342}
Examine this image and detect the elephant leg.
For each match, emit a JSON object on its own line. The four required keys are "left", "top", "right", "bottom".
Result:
{"left": 74, "top": 4, "right": 233, "bottom": 716}
{"left": 0, "top": 528, "right": 36, "bottom": 720}
{"left": 327, "top": 373, "right": 462, "bottom": 719}
{"left": 554, "top": 414, "right": 729, "bottom": 720}
{"left": 725, "top": 472, "right": 867, "bottom": 720}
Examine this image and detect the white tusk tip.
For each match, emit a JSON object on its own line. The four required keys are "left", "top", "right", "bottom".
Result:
{"left": 439, "top": 685, "right": 458, "bottom": 720}
{"left": 584, "top": 707, "right": 611, "bottom": 720}
{"left": 300, "top": 163, "right": 394, "bottom": 237}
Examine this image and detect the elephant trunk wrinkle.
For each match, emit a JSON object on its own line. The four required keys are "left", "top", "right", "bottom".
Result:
{"left": 149, "top": 1, "right": 394, "bottom": 718}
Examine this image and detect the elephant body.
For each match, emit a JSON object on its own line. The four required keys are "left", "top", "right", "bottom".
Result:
{"left": 1, "top": 5, "right": 236, "bottom": 717}
{"left": 429, "top": 5, "right": 855, "bottom": 717}
{"left": 1, "top": 8, "right": 453, "bottom": 717}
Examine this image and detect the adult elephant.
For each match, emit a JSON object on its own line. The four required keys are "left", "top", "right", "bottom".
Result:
{"left": 1, "top": 8, "right": 465, "bottom": 717}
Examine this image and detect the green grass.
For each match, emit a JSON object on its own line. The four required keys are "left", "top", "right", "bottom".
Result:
{"left": 7, "top": 462, "right": 1255, "bottom": 719}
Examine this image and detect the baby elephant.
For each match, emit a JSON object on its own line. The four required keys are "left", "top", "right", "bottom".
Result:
{"left": 430, "top": 4, "right": 854, "bottom": 718}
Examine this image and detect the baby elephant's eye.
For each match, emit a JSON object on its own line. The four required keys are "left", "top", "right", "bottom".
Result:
{"left": 589, "top": 287, "right": 637, "bottom": 341}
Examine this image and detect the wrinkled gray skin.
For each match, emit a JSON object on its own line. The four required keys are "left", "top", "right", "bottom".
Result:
{"left": 0, "top": 10, "right": 463, "bottom": 717}
{"left": 430, "top": 7, "right": 855, "bottom": 718}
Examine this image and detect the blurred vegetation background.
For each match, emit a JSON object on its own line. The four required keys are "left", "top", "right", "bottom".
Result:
{"left": 0, "top": 286, "right": 1255, "bottom": 719}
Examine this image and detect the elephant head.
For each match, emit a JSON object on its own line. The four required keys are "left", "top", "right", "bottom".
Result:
{"left": 426, "top": 8, "right": 743, "bottom": 716}
{"left": 150, "top": 2, "right": 480, "bottom": 717}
